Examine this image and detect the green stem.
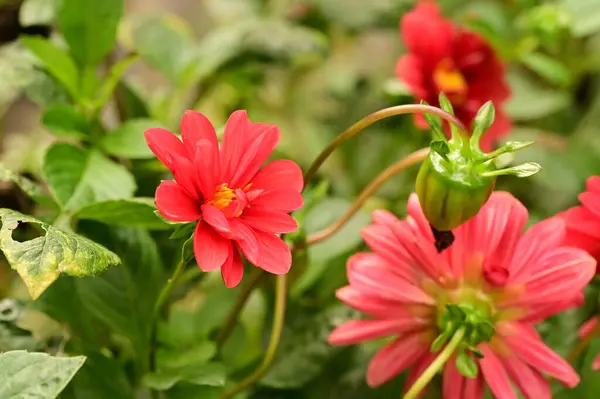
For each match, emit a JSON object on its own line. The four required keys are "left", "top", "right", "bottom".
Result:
{"left": 149, "top": 259, "right": 187, "bottom": 372}
{"left": 218, "top": 275, "right": 287, "bottom": 399}
{"left": 216, "top": 268, "right": 265, "bottom": 348}
{"left": 302, "top": 104, "right": 467, "bottom": 189}
{"left": 404, "top": 327, "right": 466, "bottom": 399}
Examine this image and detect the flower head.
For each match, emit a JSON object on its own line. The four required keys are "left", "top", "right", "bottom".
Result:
{"left": 560, "top": 176, "right": 600, "bottom": 269}
{"left": 145, "top": 110, "right": 303, "bottom": 287}
{"left": 397, "top": 1, "right": 511, "bottom": 150}
{"left": 329, "top": 192, "right": 595, "bottom": 397}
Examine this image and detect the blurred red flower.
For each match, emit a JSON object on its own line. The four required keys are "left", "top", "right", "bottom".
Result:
{"left": 329, "top": 192, "right": 595, "bottom": 397}
{"left": 560, "top": 176, "right": 600, "bottom": 270}
{"left": 396, "top": 1, "right": 511, "bottom": 150}
{"left": 145, "top": 110, "right": 303, "bottom": 288}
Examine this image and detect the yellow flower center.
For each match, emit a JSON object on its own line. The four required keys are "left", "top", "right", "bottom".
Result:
{"left": 433, "top": 58, "right": 467, "bottom": 105}
{"left": 209, "top": 183, "right": 236, "bottom": 210}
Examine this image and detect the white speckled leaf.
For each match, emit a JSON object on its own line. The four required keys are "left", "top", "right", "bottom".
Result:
{"left": 0, "top": 350, "right": 85, "bottom": 399}
{"left": 0, "top": 209, "right": 121, "bottom": 299}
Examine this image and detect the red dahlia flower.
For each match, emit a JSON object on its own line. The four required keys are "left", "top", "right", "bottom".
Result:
{"left": 396, "top": 2, "right": 511, "bottom": 150}
{"left": 145, "top": 110, "right": 303, "bottom": 288}
{"left": 561, "top": 176, "right": 600, "bottom": 268}
{"left": 329, "top": 192, "right": 595, "bottom": 398}
{"left": 579, "top": 317, "right": 600, "bottom": 371}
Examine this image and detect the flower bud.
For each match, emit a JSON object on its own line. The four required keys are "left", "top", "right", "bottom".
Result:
{"left": 416, "top": 94, "right": 541, "bottom": 233}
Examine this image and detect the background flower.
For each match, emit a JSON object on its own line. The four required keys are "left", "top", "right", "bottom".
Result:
{"left": 396, "top": 1, "right": 511, "bottom": 150}
{"left": 329, "top": 192, "right": 595, "bottom": 398}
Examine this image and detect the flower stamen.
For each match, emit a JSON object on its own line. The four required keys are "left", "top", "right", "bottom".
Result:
{"left": 209, "top": 183, "right": 236, "bottom": 210}
{"left": 433, "top": 58, "right": 468, "bottom": 104}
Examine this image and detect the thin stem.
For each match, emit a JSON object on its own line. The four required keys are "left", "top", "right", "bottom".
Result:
{"left": 404, "top": 327, "right": 466, "bottom": 399}
{"left": 566, "top": 319, "right": 600, "bottom": 364}
{"left": 305, "top": 147, "right": 429, "bottom": 246}
{"left": 216, "top": 268, "right": 266, "bottom": 348}
{"left": 218, "top": 275, "right": 287, "bottom": 399}
{"left": 302, "top": 105, "right": 466, "bottom": 188}
{"left": 149, "top": 259, "right": 187, "bottom": 372}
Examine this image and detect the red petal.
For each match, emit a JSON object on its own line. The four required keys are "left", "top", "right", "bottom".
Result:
{"left": 180, "top": 110, "right": 219, "bottom": 160}
{"left": 201, "top": 204, "right": 233, "bottom": 238}
{"left": 229, "top": 125, "right": 280, "bottom": 188}
{"left": 144, "top": 128, "right": 188, "bottom": 170}
{"left": 242, "top": 207, "right": 298, "bottom": 234}
{"left": 229, "top": 218, "right": 260, "bottom": 265}
{"left": 253, "top": 230, "right": 292, "bottom": 274}
{"left": 193, "top": 221, "right": 230, "bottom": 272}
{"left": 221, "top": 247, "right": 245, "bottom": 288}
{"left": 395, "top": 55, "right": 427, "bottom": 98}
{"left": 329, "top": 318, "right": 427, "bottom": 345}
{"left": 401, "top": 2, "right": 454, "bottom": 69}
{"left": 251, "top": 159, "right": 303, "bottom": 192}
{"left": 155, "top": 180, "right": 200, "bottom": 222}
{"left": 171, "top": 153, "right": 201, "bottom": 200}
{"left": 220, "top": 110, "right": 249, "bottom": 183}
{"left": 250, "top": 189, "right": 304, "bottom": 213}
{"left": 479, "top": 346, "right": 517, "bottom": 399}
{"left": 193, "top": 141, "right": 219, "bottom": 200}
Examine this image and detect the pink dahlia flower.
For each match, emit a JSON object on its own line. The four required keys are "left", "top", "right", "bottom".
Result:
{"left": 329, "top": 191, "right": 595, "bottom": 398}
{"left": 145, "top": 110, "right": 303, "bottom": 288}
{"left": 579, "top": 317, "right": 600, "bottom": 371}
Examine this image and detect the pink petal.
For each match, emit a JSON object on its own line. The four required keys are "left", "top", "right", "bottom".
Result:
{"left": 253, "top": 229, "right": 292, "bottom": 274}
{"left": 463, "top": 374, "right": 485, "bottom": 399}
{"left": 522, "top": 294, "right": 583, "bottom": 323}
{"left": 229, "top": 218, "right": 260, "bottom": 265}
{"left": 221, "top": 246, "right": 245, "bottom": 288}
{"left": 593, "top": 355, "right": 600, "bottom": 371}
{"left": 329, "top": 318, "right": 427, "bottom": 345}
{"left": 155, "top": 180, "right": 200, "bottom": 222}
{"left": 505, "top": 247, "right": 595, "bottom": 307}
{"left": 406, "top": 193, "right": 434, "bottom": 242}
{"left": 580, "top": 191, "right": 600, "bottom": 218}
{"left": 479, "top": 345, "right": 518, "bottom": 399}
{"left": 193, "top": 221, "right": 230, "bottom": 272}
{"left": 251, "top": 159, "right": 303, "bottom": 192}
{"left": 502, "top": 323, "right": 579, "bottom": 387}
{"left": 501, "top": 356, "right": 551, "bottom": 399}
{"left": 144, "top": 127, "right": 188, "bottom": 171}
{"left": 579, "top": 316, "right": 599, "bottom": 338}
{"left": 249, "top": 189, "right": 304, "bottom": 213}
{"left": 366, "top": 333, "right": 428, "bottom": 387}
{"left": 335, "top": 286, "right": 415, "bottom": 319}
{"left": 180, "top": 111, "right": 219, "bottom": 172}
{"left": 219, "top": 110, "right": 249, "bottom": 183}
{"left": 200, "top": 204, "right": 233, "bottom": 238}
{"left": 347, "top": 253, "right": 435, "bottom": 305}
{"left": 401, "top": 2, "right": 454, "bottom": 68}
{"left": 229, "top": 124, "right": 280, "bottom": 188}
{"left": 443, "top": 355, "right": 466, "bottom": 399}
{"left": 403, "top": 352, "right": 437, "bottom": 397}
{"left": 242, "top": 207, "right": 298, "bottom": 234}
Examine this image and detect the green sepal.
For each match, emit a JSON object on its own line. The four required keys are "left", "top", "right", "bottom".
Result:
{"left": 455, "top": 349, "right": 479, "bottom": 379}
{"left": 421, "top": 100, "right": 446, "bottom": 141}
{"left": 430, "top": 140, "right": 450, "bottom": 161}
{"left": 470, "top": 101, "right": 495, "bottom": 149}
{"left": 480, "top": 162, "right": 542, "bottom": 178}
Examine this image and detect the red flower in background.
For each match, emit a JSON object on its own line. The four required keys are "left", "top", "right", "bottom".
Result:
{"left": 396, "top": 2, "right": 511, "bottom": 150}
{"left": 145, "top": 110, "right": 303, "bottom": 288}
{"left": 560, "top": 176, "right": 600, "bottom": 270}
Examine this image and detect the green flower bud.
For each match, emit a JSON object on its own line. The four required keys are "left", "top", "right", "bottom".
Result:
{"left": 416, "top": 95, "right": 541, "bottom": 233}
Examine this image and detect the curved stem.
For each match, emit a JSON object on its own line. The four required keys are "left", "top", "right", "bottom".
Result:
{"left": 149, "top": 259, "right": 187, "bottom": 372}
{"left": 216, "top": 268, "right": 265, "bottom": 348}
{"left": 218, "top": 275, "right": 287, "bottom": 399}
{"left": 566, "top": 319, "right": 600, "bottom": 364}
{"left": 404, "top": 327, "right": 466, "bottom": 399}
{"left": 305, "top": 147, "right": 429, "bottom": 246}
{"left": 302, "top": 104, "right": 466, "bottom": 187}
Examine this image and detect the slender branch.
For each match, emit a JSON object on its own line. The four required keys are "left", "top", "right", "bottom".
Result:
{"left": 216, "top": 268, "right": 265, "bottom": 348}
{"left": 218, "top": 275, "right": 288, "bottom": 399}
{"left": 404, "top": 327, "right": 466, "bottom": 399}
{"left": 305, "top": 147, "right": 429, "bottom": 246}
{"left": 566, "top": 319, "right": 600, "bottom": 364}
{"left": 149, "top": 259, "right": 187, "bottom": 372}
{"left": 302, "top": 104, "right": 466, "bottom": 187}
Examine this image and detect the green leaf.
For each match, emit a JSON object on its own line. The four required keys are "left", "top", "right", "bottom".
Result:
{"left": 520, "top": 52, "right": 572, "bottom": 86}
{"left": 261, "top": 305, "right": 359, "bottom": 389}
{"left": 421, "top": 100, "right": 445, "bottom": 141}
{"left": 0, "top": 163, "right": 54, "bottom": 206}
{"left": 93, "top": 54, "right": 137, "bottom": 109}
{"left": 42, "top": 104, "right": 90, "bottom": 139}
{"left": 561, "top": 0, "right": 600, "bottom": 37}
{"left": 66, "top": 350, "right": 133, "bottom": 399}
{"left": 0, "top": 351, "right": 85, "bottom": 398}
{"left": 100, "top": 119, "right": 166, "bottom": 159}
{"left": 143, "top": 362, "right": 226, "bottom": 390}
{"left": 157, "top": 341, "right": 217, "bottom": 370}
{"left": 0, "top": 209, "right": 121, "bottom": 299}
{"left": 43, "top": 142, "right": 136, "bottom": 211}
{"left": 20, "top": 36, "right": 79, "bottom": 98}
{"left": 455, "top": 350, "right": 478, "bottom": 378}
{"left": 74, "top": 226, "right": 164, "bottom": 371}
{"left": 74, "top": 198, "right": 168, "bottom": 230}
{"left": 114, "top": 82, "right": 150, "bottom": 119}
{"left": 170, "top": 223, "right": 196, "bottom": 240}
{"left": 57, "top": 0, "right": 124, "bottom": 66}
